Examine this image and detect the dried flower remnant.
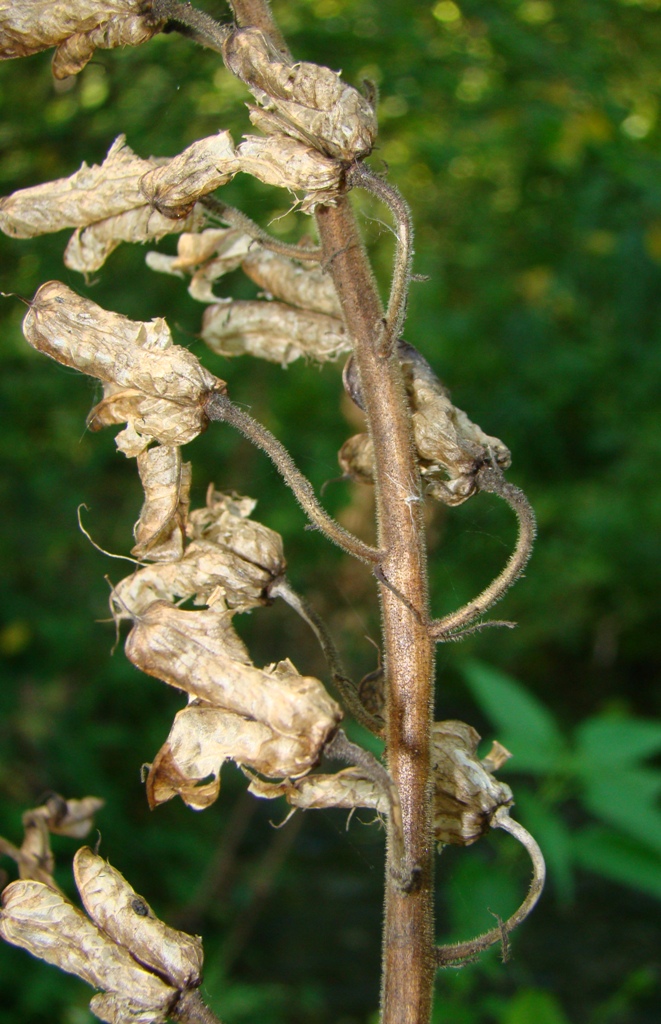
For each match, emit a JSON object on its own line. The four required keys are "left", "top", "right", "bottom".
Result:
{"left": 236, "top": 134, "right": 344, "bottom": 210}
{"left": 0, "top": 0, "right": 165, "bottom": 78}
{"left": 338, "top": 433, "right": 376, "bottom": 485}
{"left": 0, "top": 882, "right": 178, "bottom": 1023}
{"left": 139, "top": 132, "right": 238, "bottom": 218}
{"left": 146, "top": 228, "right": 254, "bottom": 302}
{"left": 202, "top": 298, "right": 348, "bottom": 365}
{"left": 222, "top": 26, "right": 377, "bottom": 160}
{"left": 23, "top": 282, "right": 225, "bottom": 455}
{"left": 114, "top": 489, "right": 285, "bottom": 616}
{"left": 132, "top": 446, "right": 192, "bottom": 561}
{"left": 125, "top": 601, "right": 342, "bottom": 742}
{"left": 241, "top": 248, "right": 342, "bottom": 317}
{"left": 0, "top": 795, "right": 104, "bottom": 889}
{"left": 66, "top": 204, "right": 205, "bottom": 275}
{"left": 146, "top": 701, "right": 336, "bottom": 809}
{"left": 247, "top": 766, "right": 389, "bottom": 815}
{"left": 431, "top": 721, "right": 513, "bottom": 847}
{"left": 73, "top": 848, "right": 203, "bottom": 990}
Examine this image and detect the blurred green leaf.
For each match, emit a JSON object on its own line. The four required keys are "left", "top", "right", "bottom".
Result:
{"left": 499, "top": 988, "right": 570, "bottom": 1024}
{"left": 572, "top": 826, "right": 661, "bottom": 901}
{"left": 461, "top": 660, "right": 568, "bottom": 773}
{"left": 575, "top": 716, "right": 661, "bottom": 767}
{"left": 580, "top": 767, "right": 661, "bottom": 855}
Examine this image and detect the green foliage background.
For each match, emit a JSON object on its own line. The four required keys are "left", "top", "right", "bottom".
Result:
{"left": 1, "top": 0, "right": 661, "bottom": 1021}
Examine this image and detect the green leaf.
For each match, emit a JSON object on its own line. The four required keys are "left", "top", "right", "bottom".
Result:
{"left": 461, "top": 660, "right": 568, "bottom": 773}
{"left": 572, "top": 826, "right": 661, "bottom": 901}
{"left": 580, "top": 767, "right": 661, "bottom": 855}
{"left": 574, "top": 715, "right": 661, "bottom": 767}
{"left": 499, "top": 988, "right": 571, "bottom": 1024}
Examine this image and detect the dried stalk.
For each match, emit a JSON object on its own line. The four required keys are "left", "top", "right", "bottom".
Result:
{"left": 205, "top": 393, "right": 383, "bottom": 564}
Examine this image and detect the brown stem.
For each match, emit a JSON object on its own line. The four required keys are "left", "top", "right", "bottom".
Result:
{"left": 152, "top": 0, "right": 229, "bottom": 51}
{"left": 228, "top": 4, "right": 436, "bottom": 1021}
{"left": 435, "top": 808, "right": 546, "bottom": 966}
{"left": 227, "top": 0, "right": 290, "bottom": 56}
{"left": 205, "top": 393, "right": 383, "bottom": 564}
{"left": 430, "top": 466, "right": 536, "bottom": 640}
{"left": 317, "top": 197, "right": 436, "bottom": 1024}
{"left": 171, "top": 989, "right": 224, "bottom": 1024}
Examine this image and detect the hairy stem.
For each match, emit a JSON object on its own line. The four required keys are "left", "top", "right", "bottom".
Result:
{"left": 347, "top": 163, "right": 414, "bottom": 356}
{"left": 271, "top": 578, "right": 385, "bottom": 735}
{"left": 228, "top": 3, "right": 436, "bottom": 1021}
{"left": 430, "top": 465, "right": 536, "bottom": 639}
{"left": 152, "top": 0, "right": 229, "bottom": 51}
{"left": 200, "top": 196, "right": 323, "bottom": 262}
{"left": 205, "top": 393, "right": 382, "bottom": 564}
{"left": 435, "top": 808, "right": 546, "bottom": 966}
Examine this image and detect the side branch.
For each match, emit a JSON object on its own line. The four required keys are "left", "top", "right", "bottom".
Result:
{"left": 430, "top": 466, "right": 536, "bottom": 640}
{"left": 205, "top": 393, "right": 383, "bottom": 564}
{"left": 152, "top": 0, "right": 229, "bottom": 52}
{"left": 271, "top": 578, "right": 385, "bottom": 735}
{"left": 347, "top": 163, "right": 414, "bottom": 355}
{"left": 435, "top": 808, "right": 546, "bottom": 966}
{"left": 201, "top": 196, "right": 323, "bottom": 262}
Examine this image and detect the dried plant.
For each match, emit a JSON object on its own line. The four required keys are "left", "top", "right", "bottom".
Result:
{"left": 0, "top": 2, "right": 544, "bottom": 1022}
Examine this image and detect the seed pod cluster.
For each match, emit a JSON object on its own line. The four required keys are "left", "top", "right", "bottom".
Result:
{"left": 0, "top": 0, "right": 165, "bottom": 78}
{"left": 0, "top": 848, "right": 203, "bottom": 1024}
{"left": 340, "top": 343, "right": 512, "bottom": 505}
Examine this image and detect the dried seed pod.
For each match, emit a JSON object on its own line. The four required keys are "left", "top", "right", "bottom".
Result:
{"left": 35, "top": 794, "right": 105, "bottom": 839}
{"left": 0, "top": 881, "right": 177, "bottom": 1021}
{"left": 202, "top": 298, "right": 349, "bottom": 365}
{"left": 114, "top": 489, "right": 285, "bottom": 615}
{"left": 338, "top": 433, "right": 375, "bottom": 484}
{"left": 146, "top": 228, "right": 254, "bottom": 303}
{"left": 223, "top": 26, "right": 377, "bottom": 161}
{"left": 66, "top": 204, "right": 204, "bottom": 274}
{"left": 431, "top": 721, "right": 513, "bottom": 848}
{"left": 125, "top": 602, "right": 342, "bottom": 744}
{"left": 237, "top": 134, "right": 343, "bottom": 210}
{"left": 24, "top": 280, "right": 223, "bottom": 412}
{"left": 146, "top": 702, "right": 331, "bottom": 810}
{"left": 87, "top": 385, "right": 211, "bottom": 456}
{"left": 247, "top": 766, "right": 389, "bottom": 814}
{"left": 132, "top": 446, "right": 192, "bottom": 561}
{"left": 74, "top": 848, "right": 203, "bottom": 990}
{"left": 400, "top": 343, "right": 511, "bottom": 506}
{"left": 0, "top": 1, "right": 164, "bottom": 78}
{"left": 139, "top": 132, "right": 238, "bottom": 218}
{"left": 241, "top": 248, "right": 342, "bottom": 317}
{"left": 0, "top": 137, "right": 156, "bottom": 239}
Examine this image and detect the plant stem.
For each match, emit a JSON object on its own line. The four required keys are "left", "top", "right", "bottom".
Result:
{"left": 227, "top": 3, "right": 437, "bottom": 1020}
{"left": 171, "top": 989, "right": 224, "bottom": 1024}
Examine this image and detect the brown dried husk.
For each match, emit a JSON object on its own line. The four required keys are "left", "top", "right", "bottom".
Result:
{"left": 202, "top": 298, "right": 348, "bottom": 365}
{"left": 74, "top": 848, "right": 203, "bottom": 990}
{"left": 236, "top": 134, "right": 343, "bottom": 210}
{"left": 431, "top": 721, "right": 513, "bottom": 847}
{"left": 66, "top": 204, "right": 204, "bottom": 274}
{"left": 23, "top": 284, "right": 224, "bottom": 455}
{"left": 400, "top": 343, "right": 511, "bottom": 506}
{"left": 0, "top": 881, "right": 177, "bottom": 1020}
{"left": 125, "top": 602, "right": 342, "bottom": 744}
{"left": 0, "top": 137, "right": 156, "bottom": 239}
{"left": 146, "top": 228, "right": 254, "bottom": 303}
{"left": 146, "top": 702, "right": 331, "bottom": 810}
{"left": 12, "top": 795, "right": 104, "bottom": 887}
{"left": 139, "top": 132, "right": 238, "bottom": 217}
{"left": 247, "top": 767, "right": 388, "bottom": 814}
{"left": 114, "top": 491, "right": 285, "bottom": 615}
{"left": 241, "top": 248, "right": 341, "bottom": 317}
{"left": 0, "top": 1, "right": 164, "bottom": 77}
{"left": 338, "top": 433, "right": 375, "bottom": 484}
{"left": 87, "top": 385, "right": 211, "bottom": 456}
{"left": 222, "top": 27, "right": 376, "bottom": 161}
{"left": 132, "top": 446, "right": 192, "bottom": 561}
